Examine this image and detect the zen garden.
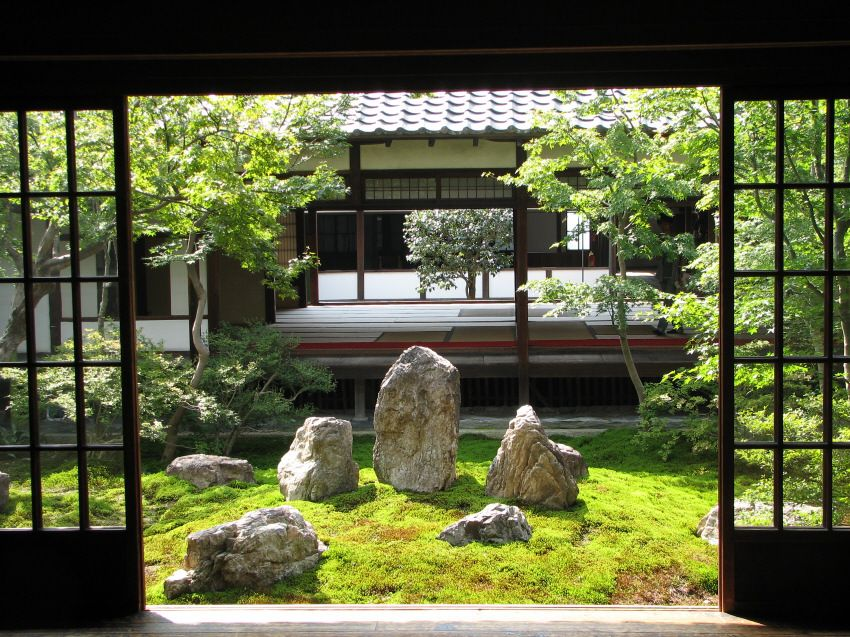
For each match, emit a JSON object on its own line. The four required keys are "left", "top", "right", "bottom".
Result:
{"left": 1, "top": 88, "right": 849, "bottom": 606}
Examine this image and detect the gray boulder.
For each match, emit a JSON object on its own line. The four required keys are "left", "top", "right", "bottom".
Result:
{"left": 696, "top": 505, "right": 720, "bottom": 545}
{"left": 372, "top": 346, "right": 460, "bottom": 493}
{"left": 166, "top": 454, "right": 255, "bottom": 489}
{"left": 277, "top": 416, "right": 359, "bottom": 501}
{"left": 485, "top": 405, "right": 580, "bottom": 509}
{"left": 164, "top": 506, "right": 327, "bottom": 599}
{"left": 555, "top": 442, "right": 589, "bottom": 480}
{"left": 0, "top": 471, "right": 10, "bottom": 510}
{"left": 438, "top": 503, "right": 532, "bottom": 547}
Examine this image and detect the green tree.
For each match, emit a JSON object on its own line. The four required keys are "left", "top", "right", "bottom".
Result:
{"left": 403, "top": 208, "right": 513, "bottom": 300}
{"left": 198, "top": 323, "right": 335, "bottom": 455}
{"left": 129, "top": 94, "right": 350, "bottom": 460}
{"left": 0, "top": 110, "right": 118, "bottom": 360}
{"left": 504, "top": 90, "right": 695, "bottom": 402}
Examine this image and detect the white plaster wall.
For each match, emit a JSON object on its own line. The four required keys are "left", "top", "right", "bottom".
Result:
{"left": 290, "top": 152, "right": 350, "bottom": 172}
{"left": 426, "top": 276, "right": 482, "bottom": 300}
{"left": 318, "top": 271, "right": 358, "bottom": 301}
{"left": 363, "top": 271, "right": 421, "bottom": 300}
{"left": 551, "top": 268, "right": 607, "bottom": 284}
{"left": 360, "top": 139, "right": 516, "bottom": 170}
{"left": 489, "top": 270, "right": 518, "bottom": 299}
{"left": 169, "top": 260, "right": 207, "bottom": 316}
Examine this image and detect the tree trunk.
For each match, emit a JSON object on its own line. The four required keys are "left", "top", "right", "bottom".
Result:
{"left": 615, "top": 251, "right": 645, "bottom": 403}
{"left": 97, "top": 239, "right": 114, "bottom": 334}
{"left": 161, "top": 259, "right": 210, "bottom": 462}
{"left": 465, "top": 273, "right": 477, "bottom": 300}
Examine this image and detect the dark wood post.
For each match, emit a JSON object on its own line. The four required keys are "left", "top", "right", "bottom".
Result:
{"left": 514, "top": 142, "right": 530, "bottom": 405}
{"left": 305, "top": 208, "right": 319, "bottom": 305}
{"left": 350, "top": 144, "right": 365, "bottom": 301}
{"left": 207, "top": 250, "right": 220, "bottom": 331}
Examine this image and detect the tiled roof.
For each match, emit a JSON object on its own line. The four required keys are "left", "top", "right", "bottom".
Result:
{"left": 345, "top": 90, "right": 618, "bottom": 137}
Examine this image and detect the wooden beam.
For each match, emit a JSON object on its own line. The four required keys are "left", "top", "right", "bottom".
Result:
{"left": 206, "top": 250, "right": 220, "bottom": 331}
{"left": 356, "top": 210, "right": 365, "bottom": 301}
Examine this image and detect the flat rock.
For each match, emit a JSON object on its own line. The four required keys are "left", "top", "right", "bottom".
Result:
{"left": 0, "top": 471, "right": 9, "bottom": 510}
{"left": 485, "top": 405, "right": 580, "bottom": 509}
{"left": 438, "top": 503, "right": 532, "bottom": 547}
{"left": 373, "top": 346, "right": 460, "bottom": 493}
{"left": 166, "top": 454, "right": 255, "bottom": 489}
{"left": 164, "top": 506, "right": 326, "bottom": 599}
{"left": 278, "top": 416, "right": 359, "bottom": 501}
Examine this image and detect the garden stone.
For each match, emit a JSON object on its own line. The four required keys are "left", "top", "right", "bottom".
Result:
{"left": 697, "top": 501, "right": 824, "bottom": 545}
{"left": 555, "top": 442, "right": 589, "bottom": 480}
{"left": 277, "top": 416, "right": 359, "bottom": 501}
{"left": 437, "top": 503, "right": 532, "bottom": 547}
{"left": 0, "top": 471, "right": 9, "bottom": 510}
{"left": 163, "top": 506, "right": 327, "bottom": 599}
{"left": 372, "top": 346, "right": 460, "bottom": 493}
{"left": 485, "top": 405, "right": 579, "bottom": 509}
{"left": 166, "top": 454, "right": 255, "bottom": 489}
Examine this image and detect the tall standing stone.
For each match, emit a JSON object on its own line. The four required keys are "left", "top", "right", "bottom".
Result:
{"left": 277, "top": 416, "right": 360, "bottom": 502}
{"left": 485, "top": 405, "right": 580, "bottom": 509}
{"left": 372, "top": 346, "right": 460, "bottom": 492}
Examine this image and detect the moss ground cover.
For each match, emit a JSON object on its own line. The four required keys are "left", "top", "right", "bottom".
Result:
{"left": 139, "top": 429, "right": 718, "bottom": 605}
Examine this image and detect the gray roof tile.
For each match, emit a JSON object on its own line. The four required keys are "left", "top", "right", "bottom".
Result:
{"left": 344, "top": 90, "right": 612, "bottom": 137}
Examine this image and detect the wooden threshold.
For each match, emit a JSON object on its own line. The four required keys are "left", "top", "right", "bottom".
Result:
{"left": 7, "top": 605, "right": 847, "bottom": 636}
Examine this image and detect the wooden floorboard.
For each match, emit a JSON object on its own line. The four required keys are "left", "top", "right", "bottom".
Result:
{"left": 6, "top": 606, "right": 849, "bottom": 636}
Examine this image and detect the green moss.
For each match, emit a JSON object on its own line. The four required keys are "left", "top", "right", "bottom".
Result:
{"left": 137, "top": 429, "right": 718, "bottom": 605}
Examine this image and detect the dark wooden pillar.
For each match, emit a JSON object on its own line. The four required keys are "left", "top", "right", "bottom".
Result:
{"left": 514, "top": 142, "right": 530, "bottom": 405}
{"left": 356, "top": 210, "right": 365, "bottom": 301}
{"left": 295, "top": 209, "right": 307, "bottom": 308}
{"left": 350, "top": 144, "right": 365, "bottom": 302}
{"left": 305, "top": 208, "right": 319, "bottom": 305}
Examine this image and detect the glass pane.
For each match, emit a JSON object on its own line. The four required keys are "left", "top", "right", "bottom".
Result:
{"left": 783, "top": 276, "right": 824, "bottom": 356}
{"left": 37, "top": 366, "right": 77, "bottom": 444}
{"left": 88, "top": 450, "right": 124, "bottom": 528}
{"left": 734, "top": 363, "right": 774, "bottom": 442}
{"left": 80, "top": 282, "right": 120, "bottom": 334}
{"left": 84, "top": 366, "right": 122, "bottom": 444}
{"left": 0, "top": 199, "right": 24, "bottom": 278}
{"left": 734, "top": 276, "right": 774, "bottom": 357}
{"left": 783, "top": 189, "right": 825, "bottom": 270}
{"left": 734, "top": 100, "right": 775, "bottom": 184}
{"left": 832, "top": 363, "right": 850, "bottom": 442}
{"left": 74, "top": 111, "right": 114, "bottom": 192}
{"left": 834, "top": 189, "right": 850, "bottom": 268}
{"left": 34, "top": 282, "right": 74, "bottom": 361}
{"left": 0, "top": 111, "right": 20, "bottom": 192}
{"left": 40, "top": 450, "right": 79, "bottom": 529}
{"left": 27, "top": 111, "right": 68, "bottom": 193}
{"left": 0, "top": 283, "right": 26, "bottom": 361}
{"left": 783, "top": 363, "right": 823, "bottom": 442}
{"left": 836, "top": 100, "right": 850, "bottom": 183}
{"left": 734, "top": 448, "right": 774, "bottom": 527}
{"left": 0, "top": 368, "right": 30, "bottom": 444}
{"left": 79, "top": 197, "right": 118, "bottom": 275}
{"left": 29, "top": 197, "right": 70, "bottom": 277}
{"left": 834, "top": 449, "right": 850, "bottom": 527}
{"left": 783, "top": 449, "right": 823, "bottom": 527}
{"left": 0, "top": 451, "right": 31, "bottom": 528}
{"left": 784, "top": 99, "right": 827, "bottom": 184}
{"left": 734, "top": 190, "right": 775, "bottom": 270}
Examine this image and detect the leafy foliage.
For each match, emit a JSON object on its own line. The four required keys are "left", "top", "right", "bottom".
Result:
{"left": 1, "top": 329, "right": 193, "bottom": 444}
{"left": 403, "top": 208, "right": 513, "bottom": 299}
{"left": 196, "top": 323, "right": 335, "bottom": 455}
{"left": 505, "top": 90, "right": 697, "bottom": 402}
